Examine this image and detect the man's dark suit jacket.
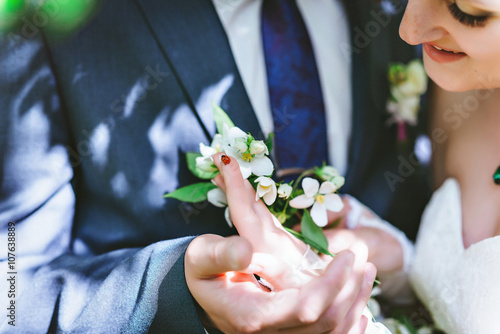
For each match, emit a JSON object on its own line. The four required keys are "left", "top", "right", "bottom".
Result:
{"left": 0, "top": 0, "right": 431, "bottom": 332}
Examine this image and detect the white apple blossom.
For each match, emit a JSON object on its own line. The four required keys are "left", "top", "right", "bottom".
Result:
{"left": 207, "top": 187, "right": 232, "bottom": 227}
{"left": 277, "top": 183, "right": 293, "bottom": 199}
{"left": 223, "top": 124, "right": 274, "bottom": 179}
{"left": 221, "top": 123, "right": 246, "bottom": 147}
{"left": 195, "top": 155, "right": 218, "bottom": 173}
{"left": 195, "top": 134, "right": 224, "bottom": 172}
{"left": 254, "top": 176, "right": 277, "bottom": 205}
{"left": 289, "top": 177, "right": 343, "bottom": 227}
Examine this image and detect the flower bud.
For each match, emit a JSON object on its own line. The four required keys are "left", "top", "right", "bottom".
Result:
{"left": 233, "top": 137, "right": 248, "bottom": 153}
{"left": 330, "top": 175, "right": 345, "bottom": 189}
{"left": 195, "top": 156, "right": 218, "bottom": 173}
{"left": 317, "top": 166, "right": 338, "bottom": 180}
{"left": 277, "top": 183, "right": 292, "bottom": 199}
{"left": 249, "top": 140, "right": 268, "bottom": 156}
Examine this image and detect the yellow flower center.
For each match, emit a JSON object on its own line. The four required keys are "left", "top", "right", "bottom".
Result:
{"left": 261, "top": 185, "right": 270, "bottom": 191}
{"left": 242, "top": 152, "right": 253, "bottom": 162}
{"left": 316, "top": 195, "right": 325, "bottom": 204}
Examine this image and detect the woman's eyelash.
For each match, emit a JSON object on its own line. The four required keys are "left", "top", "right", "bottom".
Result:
{"left": 448, "top": 3, "right": 489, "bottom": 27}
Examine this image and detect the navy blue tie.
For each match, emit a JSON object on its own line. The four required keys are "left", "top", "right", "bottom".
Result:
{"left": 261, "top": 0, "right": 328, "bottom": 178}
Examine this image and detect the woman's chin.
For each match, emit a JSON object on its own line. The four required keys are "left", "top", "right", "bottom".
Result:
{"left": 435, "top": 80, "right": 472, "bottom": 92}
{"left": 423, "top": 58, "right": 499, "bottom": 92}
{"left": 425, "top": 69, "right": 475, "bottom": 92}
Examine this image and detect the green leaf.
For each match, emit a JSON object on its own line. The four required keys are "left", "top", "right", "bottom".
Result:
{"left": 186, "top": 152, "right": 219, "bottom": 180}
{"left": 324, "top": 217, "right": 342, "bottom": 229}
{"left": 301, "top": 210, "right": 330, "bottom": 254}
{"left": 212, "top": 101, "right": 235, "bottom": 134}
{"left": 284, "top": 227, "right": 333, "bottom": 257}
{"left": 265, "top": 132, "right": 274, "bottom": 153}
{"left": 164, "top": 182, "right": 217, "bottom": 202}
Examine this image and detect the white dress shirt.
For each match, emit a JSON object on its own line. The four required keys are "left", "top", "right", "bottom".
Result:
{"left": 212, "top": 0, "right": 352, "bottom": 175}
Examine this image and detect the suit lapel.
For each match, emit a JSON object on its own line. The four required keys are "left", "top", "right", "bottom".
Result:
{"left": 342, "top": 0, "right": 390, "bottom": 191}
{"left": 134, "top": 0, "right": 263, "bottom": 140}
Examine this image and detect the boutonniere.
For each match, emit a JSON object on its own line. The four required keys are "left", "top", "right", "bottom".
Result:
{"left": 386, "top": 59, "right": 428, "bottom": 142}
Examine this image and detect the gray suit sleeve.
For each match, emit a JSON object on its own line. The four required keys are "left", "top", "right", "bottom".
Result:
{"left": 0, "top": 33, "right": 204, "bottom": 334}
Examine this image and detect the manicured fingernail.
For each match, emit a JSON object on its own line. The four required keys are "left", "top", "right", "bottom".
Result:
{"left": 221, "top": 154, "right": 231, "bottom": 165}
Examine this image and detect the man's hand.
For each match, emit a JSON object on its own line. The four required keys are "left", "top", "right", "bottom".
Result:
{"left": 185, "top": 234, "right": 376, "bottom": 333}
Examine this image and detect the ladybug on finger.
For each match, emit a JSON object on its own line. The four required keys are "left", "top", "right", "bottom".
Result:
{"left": 221, "top": 155, "right": 231, "bottom": 165}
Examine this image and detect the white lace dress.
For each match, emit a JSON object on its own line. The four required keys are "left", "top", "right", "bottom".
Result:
{"left": 409, "top": 178, "right": 500, "bottom": 334}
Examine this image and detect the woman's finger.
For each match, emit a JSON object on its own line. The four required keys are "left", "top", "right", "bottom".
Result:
{"left": 212, "top": 153, "right": 274, "bottom": 220}
{"left": 347, "top": 315, "right": 369, "bottom": 334}
{"left": 212, "top": 164, "right": 268, "bottom": 222}
{"left": 335, "top": 262, "right": 377, "bottom": 334}
{"left": 325, "top": 242, "right": 370, "bottom": 324}
{"left": 213, "top": 153, "right": 307, "bottom": 266}
{"left": 212, "top": 153, "right": 269, "bottom": 240}
{"left": 260, "top": 250, "right": 356, "bottom": 332}
{"left": 290, "top": 246, "right": 373, "bottom": 334}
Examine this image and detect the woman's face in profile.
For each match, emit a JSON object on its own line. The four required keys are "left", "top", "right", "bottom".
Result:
{"left": 400, "top": 0, "right": 500, "bottom": 91}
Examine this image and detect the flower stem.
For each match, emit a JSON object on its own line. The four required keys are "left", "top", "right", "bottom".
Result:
{"left": 397, "top": 121, "right": 407, "bottom": 142}
{"left": 281, "top": 200, "right": 289, "bottom": 215}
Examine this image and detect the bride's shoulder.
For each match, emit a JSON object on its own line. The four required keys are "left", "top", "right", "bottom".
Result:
{"left": 417, "top": 177, "right": 462, "bottom": 237}
{"left": 428, "top": 177, "right": 461, "bottom": 206}
{"left": 435, "top": 177, "right": 459, "bottom": 190}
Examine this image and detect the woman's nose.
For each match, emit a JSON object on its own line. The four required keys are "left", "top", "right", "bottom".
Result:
{"left": 399, "top": 0, "right": 448, "bottom": 45}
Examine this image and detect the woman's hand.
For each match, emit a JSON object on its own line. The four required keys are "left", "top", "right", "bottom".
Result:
{"left": 324, "top": 227, "right": 404, "bottom": 274}
{"left": 211, "top": 152, "right": 314, "bottom": 289}
{"left": 322, "top": 198, "right": 405, "bottom": 275}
